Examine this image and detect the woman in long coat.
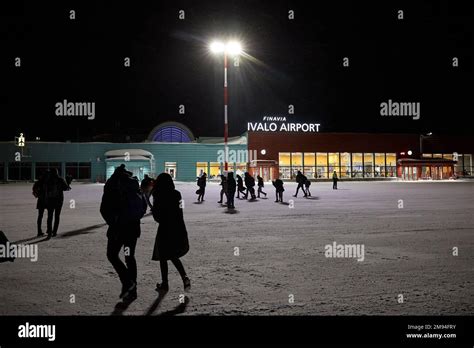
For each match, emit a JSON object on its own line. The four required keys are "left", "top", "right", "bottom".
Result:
{"left": 152, "top": 173, "right": 190, "bottom": 292}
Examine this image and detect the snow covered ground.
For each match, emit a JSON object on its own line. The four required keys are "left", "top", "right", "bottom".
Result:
{"left": 0, "top": 180, "right": 473, "bottom": 316}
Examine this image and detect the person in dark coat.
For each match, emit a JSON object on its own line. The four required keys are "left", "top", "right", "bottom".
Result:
{"left": 217, "top": 174, "right": 228, "bottom": 204}
{"left": 196, "top": 173, "right": 207, "bottom": 202}
{"left": 140, "top": 174, "right": 154, "bottom": 210}
{"left": 227, "top": 172, "right": 236, "bottom": 209}
{"left": 152, "top": 173, "right": 191, "bottom": 292}
{"left": 65, "top": 173, "right": 73, "bottom": 188}
{"left": 272, "top": 178, "right": 285, "bottom": 202}
{"left": 304, "top": 179, "right": 312, "bottom": 197}
{"left": 32, "top": 171, "right": 48, "bottom": 237}
{"left": 293, "top": 170, "right": 307, "bottom": 197}
{"left": 332, "top": 170, "right": 338, "bottom": 189}
{"left": 257, "top": 175, "right": 267, "bottom": 198}
{"left": 244, "top": 172, "right": 256, "bottom": 200}
{"left": 44, "top": 168, "right": 70, "bottom": 238}
{"left": 100, "top": 164, "right": 146, "bottom": 301}
{"left": 236, "top": 174, "right": 246, "bottom": 199}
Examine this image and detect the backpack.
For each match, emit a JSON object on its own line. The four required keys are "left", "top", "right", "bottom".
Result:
{"left": 118, "top": 178, "right": 147, "bottom": 222}
{"left": 45, "top": 179, "right": 60, "bottom": 200}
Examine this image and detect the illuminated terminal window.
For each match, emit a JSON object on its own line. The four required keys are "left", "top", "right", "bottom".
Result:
{"left": 374, "top": 153, "right": 385, "bottom": 177}
{"left": 328, "top": 153, "right": 339, "bottom": 177}
{"left": 364, "top": 153, "right": 374, "bottom": 178}
{"left": 291, "top": 153, "right": 303, "bottom": 177}
{"left": 386, "top": 153, "right": 397, "bottom": 177}
{"left": 316, "top": 152, "right": 328, "bottom": 178}
{"left": 340, "top": 153, "right": 351, "bottom": 178}
{"left": 304, "top": 153, "right": 315, "bottom": 179}
{"left": 209, "top": 162, "right": 222, "bottom": 179}
{"left": 279, "top": 153, "right": 291, "bottom": 179}
{"left": 352, "top": 153, "right": 363, "bottom": 177}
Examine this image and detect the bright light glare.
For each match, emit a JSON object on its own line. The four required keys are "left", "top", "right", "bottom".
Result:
{"left": 210, "top": 41, "right": 225, "bottom": 53}
{"left": 226, "top": 41, "right": 242, "bottom": 55}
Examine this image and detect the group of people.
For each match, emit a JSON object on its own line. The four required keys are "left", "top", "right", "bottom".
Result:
{"left": 195, "top": 169, "right": 341, "bottom": 207}
{"left": 32, "top": 169, "right": 72, "bottom": 238}
{"left": 196, "top": 172, "right": 277, "bottom": 209}
{"left": 100, "top": 164, "right": 191, "bottom": 302}
{"left": 30, "top": 165, "right": 340, "bottom": 303}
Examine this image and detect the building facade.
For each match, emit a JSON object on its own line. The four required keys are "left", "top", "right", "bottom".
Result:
{"left": 1, "top": 124, "right": 472, "bottom": 182}
{"left": 0, "top": 122, "right": 247, "bottom": 182}
{"left": 247, "top": 132, "right": 474, "bottom": 181}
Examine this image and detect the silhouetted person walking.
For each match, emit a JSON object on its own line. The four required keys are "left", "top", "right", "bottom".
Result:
{"left": 257, "top": 175, "right": 267, "bottom": 198}
{"left": 304, "top": 179, "right": 312, "bottom": 196}
{"left": 244, "top": 172, "right": 256, "bottom": 200}
{"left": 272, "top": 178, "right": 285, "bottom": 202}
{"left": 101, "top": 164, "right": 146, "bottom": 301}
{"left": 44, "top": 168, "right": 70, "bottom": 238}
{"left": 32, "top": 171, "right": 48, "bottom": 237}
{"left": 332, "top": 170, "right": 338, "bottom": 189}
{"left": 227, "top": 172, "right": 236, "bottom": 209}
{"left": 196, "top": 173, "right": 207, "bottom": 202}
{"left": 293, "top": 170, "right": 307, "bottom": 197}
{"left": 217, "top": 174, "right": 228, "bottom": 204}
{"left": 236, "top": 174, "right": 246, "bottom": 199}
{"left": 152, "top": 173, "right": 190, "bottom": 292}
{"left": 65, "top": 173, "right": 73, "bottom": 187}
{"left": 141, "top": 174, "right": 154, "bottom": 210}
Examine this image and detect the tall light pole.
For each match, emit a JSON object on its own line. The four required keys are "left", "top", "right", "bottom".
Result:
{"left": 210, "top": 40, "right": 242, "bottom": 172}
{"left": 419, "top": 132, "right": 433, "bottom": 156}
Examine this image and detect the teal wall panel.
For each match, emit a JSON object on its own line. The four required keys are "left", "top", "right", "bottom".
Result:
{"left": 0, "top": 141, "right": 247, "bottom": 182}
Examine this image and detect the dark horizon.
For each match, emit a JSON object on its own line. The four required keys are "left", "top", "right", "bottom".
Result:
{"left": 2, "top": 0, "right": 472, "bottom": 142}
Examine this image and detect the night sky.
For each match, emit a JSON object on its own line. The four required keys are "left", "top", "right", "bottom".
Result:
{"left": 2, "top": 0, "right": 472, "bottom": 142}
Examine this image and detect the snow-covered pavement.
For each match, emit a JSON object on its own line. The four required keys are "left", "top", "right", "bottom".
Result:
{"left": 0, "top": 181, "right": 473, "bottom": 315}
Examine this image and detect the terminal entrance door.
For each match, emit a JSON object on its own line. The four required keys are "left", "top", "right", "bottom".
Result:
{"left": 165, "top": 162, "right": 177, "bottom": 179}
{"left": 249, "top": 160, "right": 277, "bottom": 181}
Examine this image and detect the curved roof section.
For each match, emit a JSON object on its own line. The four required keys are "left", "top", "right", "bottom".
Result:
{"left": 105, "top": 149, "right": 154, "bottom": 158}
{"left": 147, "top": 122, "right": 195, "bottom": 142}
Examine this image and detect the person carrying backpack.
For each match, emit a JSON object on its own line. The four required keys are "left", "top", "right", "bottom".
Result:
{"left": 100, "top": 164, "right": 147, "bottom": 302}
{"left": 257, "top": 175, "right": 267, "bottom": 198}
{"left": 196, "top": 173, "right": 207, "bottom": 202}
{"left": 217, "top": 174, "right": 228, "bottom": 204}
{"left": 293, "top": 170, "right": 307, "bottom": 197}
{"left": 236, "top": 174, "right": 246, "bottom": 199}
{"left": 272, "top": 178, "right": 285, "bottom": 203}
{"left": 226, "top": 172, "right": 236, "bottom": 209}
{"left": 140, "top": 174, "right": 154, "bottom": 210}
{"left": 32, "top": 171, "right": 48, "bottom": 237}
{"left": 244, "top": 172, "right": 256, "bottom": 200}
{"left": 304, "top": 179, "right": 312, "bottom": 197}
{"left": 44, "top": 168, "right": 70, "bottom": 238}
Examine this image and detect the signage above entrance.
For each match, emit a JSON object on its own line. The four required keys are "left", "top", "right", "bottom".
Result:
{"left": 247, "top": 116, "right": 320, "bottom": 133}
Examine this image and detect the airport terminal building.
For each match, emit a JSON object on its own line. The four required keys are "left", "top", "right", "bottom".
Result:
{"left": 248, "top": 132, "right": 474, "bottom": 181}
{"left": 0, "top": 122, "right": 247, "bottom": 182}
{"left": 0, "top": 122, "right": 473, "bottom": 182}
